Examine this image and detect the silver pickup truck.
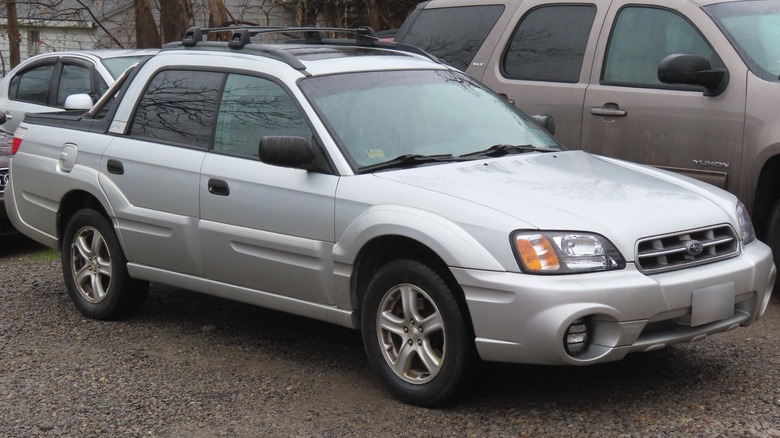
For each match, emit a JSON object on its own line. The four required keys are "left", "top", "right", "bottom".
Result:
{"left": 4, "top": 26, "right": 775, "bottom": 406}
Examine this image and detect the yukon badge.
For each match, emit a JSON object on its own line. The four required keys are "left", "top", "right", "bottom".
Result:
{"left": 685, "top": 240, "right": 704, "bottom": 256}
{"left": 692, "top": 159, "right": 730, "bottom": 168}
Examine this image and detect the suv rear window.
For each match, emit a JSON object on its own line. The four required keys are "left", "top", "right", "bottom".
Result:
{"left": 502, "top": 4, "right": 597, "bottom": 83}
{"left": 398, "top": 5, "right": 504, "bottom": 71}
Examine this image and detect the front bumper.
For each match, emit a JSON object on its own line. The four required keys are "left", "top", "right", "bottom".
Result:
{"left": 452, "top": 240, "right": 775, "bottom": 366}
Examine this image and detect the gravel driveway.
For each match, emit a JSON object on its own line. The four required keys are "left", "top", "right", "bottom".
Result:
{"left": 1, "top": 237, "right": 779, "bottom": 437}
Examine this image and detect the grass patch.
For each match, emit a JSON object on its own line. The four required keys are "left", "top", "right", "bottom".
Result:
{"left": 25, "top": 248, "right": 60, "bottom": 262}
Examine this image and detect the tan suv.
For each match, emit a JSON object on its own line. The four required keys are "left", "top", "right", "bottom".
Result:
{"left": 397, "top": 0, "right": 780, "bottom": 269}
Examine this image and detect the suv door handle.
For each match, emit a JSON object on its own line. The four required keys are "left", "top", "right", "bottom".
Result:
{"left": 590, "top": 106, "right": 627, "bottom": 117}
{"left": 208, "top": 178, "right": 230, "bottom": 196}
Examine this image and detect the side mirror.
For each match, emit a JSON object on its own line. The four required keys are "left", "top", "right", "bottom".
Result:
{"left": 531, "top": 113, "right": 555, "bottom": 136}
{"left": 64, "top": 93, "right": 94, "bottom": 110}
{"left": 259, "top": 136, "right": 317, "bottom": 170}
{"left": 658, "top": 54, "right": 728, "bottom": 97}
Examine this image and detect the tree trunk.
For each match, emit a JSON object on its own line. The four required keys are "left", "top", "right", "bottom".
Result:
{"left": 208, "top": 0, "right": 231, "bottom": 27}
{"left": 365, "top": 0, "right": 379, "bottom": 30}
{"left": 135, "top": 0, "right": 161, "bottom": 48}
{"left": 6, "top": 0, "right": 21, "bottom": 67}
{"left": 160, "top": 0, "right": 190, "bottom": 44}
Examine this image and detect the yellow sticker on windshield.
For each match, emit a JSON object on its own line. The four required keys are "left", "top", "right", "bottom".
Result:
{"left": 367, "top": 149, "right": 385, "bottom": 159}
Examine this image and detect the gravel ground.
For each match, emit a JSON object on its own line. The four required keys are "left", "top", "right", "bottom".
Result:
{"left": 1, "top": 236, "right": 779, "bottom": 437}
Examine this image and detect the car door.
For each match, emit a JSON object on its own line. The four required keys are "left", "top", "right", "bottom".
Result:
{"left": 478, "top": 0, "right": 607, "bottom": 148}
{"left": 199, "top": 73, "right": 339, "bottom": 305}
{"left": 100, "top": 68, "right": 219, "bottom": 276}
{"left": 581, "top": 0, "right": 748, "bottom": 190}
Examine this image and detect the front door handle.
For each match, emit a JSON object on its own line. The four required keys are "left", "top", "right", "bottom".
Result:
{"left": 590, "top": 105, "right": 627, "bottom": 117}
{"left": 208, "top": 178, "right": 230, "bottom": 196}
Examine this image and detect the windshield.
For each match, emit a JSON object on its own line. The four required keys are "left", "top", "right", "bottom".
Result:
{"left": 299, "top": 69, "right": 560, "bottom": 171}
{"left": 102, "top": 56, "right": 153, "bottom": 78}
{"left": 706, "top": 1, "right": 780, "bottom": 81}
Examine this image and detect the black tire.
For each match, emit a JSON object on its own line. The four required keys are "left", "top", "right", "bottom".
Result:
{"left": 61, "top": 209, "right": 148, "bottom": 320}
{"left": 361, "top": 259, "right": 475, "bottom": 406}
{"left": 764, "top": 199, "right": 780, "bottom": 297}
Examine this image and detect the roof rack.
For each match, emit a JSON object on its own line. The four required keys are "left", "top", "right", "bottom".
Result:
{"left": 168, "top": 26, "right": 443, "bottom": 74}
{"left": 181, "top": 26, "right": 379, "bottom": 49}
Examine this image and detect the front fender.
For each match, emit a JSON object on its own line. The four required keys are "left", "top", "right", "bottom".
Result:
{"left": 333, "top": 204, "right": 504, "bottom": 271}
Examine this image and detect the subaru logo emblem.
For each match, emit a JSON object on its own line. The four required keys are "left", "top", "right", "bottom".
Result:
{"left": 0, "top": 172, "right": 8, "bottom": 190}
{"left": 685, "top": 240, "right": 704, "bottom": 256}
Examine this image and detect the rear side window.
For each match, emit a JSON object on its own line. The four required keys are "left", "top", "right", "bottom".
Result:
{"left": 56, "top": 64, "right": 93, "bottom": 106}
{"left": 130, "top": 69, "right": 223, "bottom": 148}
{"left": 602, "top": 6, "right": 721, "bottom": 87}
{"left": 502, "top": 4, "right": 597, "bottom": 83}
{"left": 9, "top": 63, "right": 55, "bottom": 105}
{"left": 399, "top": 5, "right": 504, "bottom": 71}
{"left": 213, "top": 74, "right": 312, "bottom": 158}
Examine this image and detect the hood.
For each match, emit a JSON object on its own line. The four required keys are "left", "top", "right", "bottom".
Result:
{"left": 375, "top": 151, "right": 738, "bottom": 259}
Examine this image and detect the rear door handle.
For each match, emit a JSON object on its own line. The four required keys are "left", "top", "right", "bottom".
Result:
{"left": 208, "top": 178, "right": 230, "bottom": 196}
{"left": 107, "top": 159, "right": 124, "bottom": 175}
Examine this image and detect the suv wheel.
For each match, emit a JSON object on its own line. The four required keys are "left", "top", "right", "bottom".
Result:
{"left": 61, "top": 209, "right": 148, "bottom": 319}
{"left": 361, "top": 259, "right": 474, "bottom": 406}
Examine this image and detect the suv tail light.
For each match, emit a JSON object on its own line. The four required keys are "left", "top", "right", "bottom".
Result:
{"left": 12, "top": 126, "right": 27, "bottom": 155}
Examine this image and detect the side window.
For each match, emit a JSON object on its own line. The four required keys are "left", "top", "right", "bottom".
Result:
{"left": 213, "top": 74, "right": 311, "bottom": 158}
{"left": 503, "top": 5, "right": 597, "bottom": 83}
{"left": 130, "top": 70, "right": 223, "bottom": 148}
{"left": 603, "top": 7, "right": 721, "bottom": 87}
{"left": 56, "top": 64, "right": 93, "bottom": 106}
{"left": 399, "top": 5, "right": 505, "bottom": 71}
{"left": 9, "top": 63, "right": 55, "bottom": 105}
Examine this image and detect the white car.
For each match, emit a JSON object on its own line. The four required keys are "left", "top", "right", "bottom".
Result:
{"left": 0, "top": 49, "right": 157, "bottom": 133}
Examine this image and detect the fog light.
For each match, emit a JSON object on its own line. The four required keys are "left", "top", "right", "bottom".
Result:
{"left": 565, "top": 319, "right": 590, "bottom": 356}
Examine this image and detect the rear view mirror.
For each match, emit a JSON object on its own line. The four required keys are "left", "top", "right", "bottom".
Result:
{"left": 531, "top": 113, "right": 556, "bottom": 136}
{"left": 64, "top": 93, "right": 95, "bottom": 110}
{"left": 259, "top": 136, "right": 317, "bottom": 170}
{"left": 658, "top": 54, "right": 728, "bottom": 96}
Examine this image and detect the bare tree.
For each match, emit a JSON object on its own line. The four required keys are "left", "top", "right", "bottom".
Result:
{"left": 160, "top": 0, "right": 190, "bottom": 43}
{"left": 135, "top": 0, "right": 161, "bottom": 47}
{"left": 5, "top": 0, "right": 21, "bottom": 67}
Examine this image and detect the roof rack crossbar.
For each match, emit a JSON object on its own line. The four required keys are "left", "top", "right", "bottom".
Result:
{"left": 182, "top": 26, "right": 379, "bottom": 44}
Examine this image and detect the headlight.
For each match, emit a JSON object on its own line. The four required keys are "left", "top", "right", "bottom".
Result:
{"left": 736, "top": 201, "right": 755, "bottom": 245}
{"left": 512, "top": 231, "right": 625, "bottom": 274}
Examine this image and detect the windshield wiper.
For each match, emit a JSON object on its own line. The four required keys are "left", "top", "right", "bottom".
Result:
{"left": 358, "top": 153, "right": 461, "bottom": 173}
{"left": 459, "top": 144, "right": 559, "bottom": 158}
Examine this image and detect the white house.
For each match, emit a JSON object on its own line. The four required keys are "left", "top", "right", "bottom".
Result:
{"left": 1, "top": 0, "right": 296, "bottom": 75}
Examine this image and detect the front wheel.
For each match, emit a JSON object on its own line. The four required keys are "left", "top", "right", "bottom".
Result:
{"left": 764, "top": 199, "right": 780, "bottom": 297}
{"left": 61, "top": 209, "right": 148, "bottom": 319}
{"left": 361, "top": 259, "right": 474, "bottom": 406}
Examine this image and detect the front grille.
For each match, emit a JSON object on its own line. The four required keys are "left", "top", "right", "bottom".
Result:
{"left": 0, "top": 167, "right": 8, "bottom": 195}
{"left": 636, "top": 225, "right": 739, "bottom": 274}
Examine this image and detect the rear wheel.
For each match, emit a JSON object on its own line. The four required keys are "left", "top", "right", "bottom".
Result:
{"left": 361, "top": 259, "right": 474, "bottom": 406}
{"left": 61, "top": 209, "right": 148, "bottom": 319}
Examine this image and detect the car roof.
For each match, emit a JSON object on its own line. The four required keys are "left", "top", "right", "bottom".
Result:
{"left": 159, "top": 26, "right": 449, "bottom": 77}
{"left": 419, "top": 0, "right": 735, "bottom": 8}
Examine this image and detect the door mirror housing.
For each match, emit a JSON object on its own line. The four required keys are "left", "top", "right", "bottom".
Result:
{"left": 64, "top": 93, "right": 95, "bottom": 110}
{"left": 531, "top": 113, "right": 555, "bottom": 136}
{"left": 259, "top": 136, "right": 318, "bottom": 171}
{"left": 657, "top": 54, "right": 728, "bottom": 97}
